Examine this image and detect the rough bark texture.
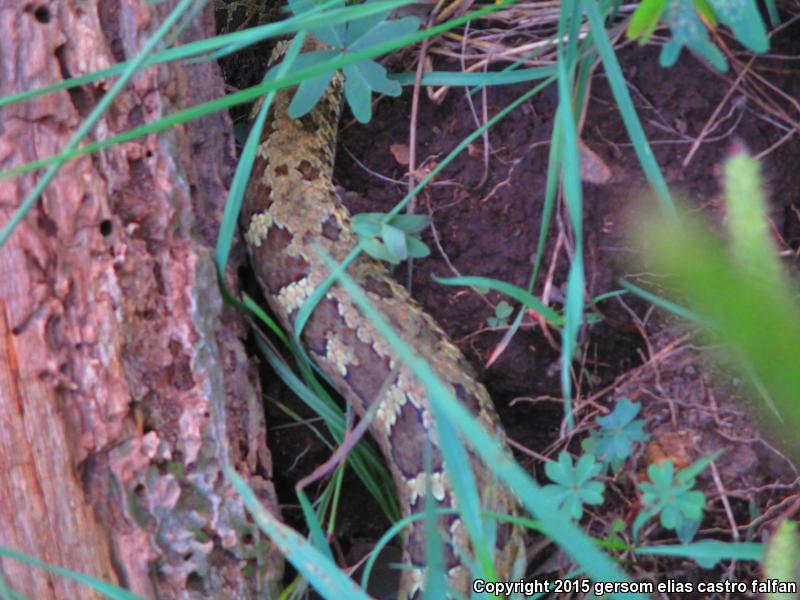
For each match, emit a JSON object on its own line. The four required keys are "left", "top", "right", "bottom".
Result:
{"left": 0, "top": 1, "right": 281, "bottom": 598}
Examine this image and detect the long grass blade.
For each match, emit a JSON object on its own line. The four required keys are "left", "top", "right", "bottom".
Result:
{"left": 0, "top": 547, "right": 141, "bottom": 600}
{"left": 582, "top": 0, "right": 676, "bottom": 220}
{"left": 433, "top": 275, "right": 563, "bottom": 325}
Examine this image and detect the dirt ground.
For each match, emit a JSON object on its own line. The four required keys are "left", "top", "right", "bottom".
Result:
{"left": 248, "top": 18, "right": 800, "bottom": 598}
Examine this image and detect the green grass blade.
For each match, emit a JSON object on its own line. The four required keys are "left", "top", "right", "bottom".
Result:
{"left": 635, "top": 540, "right": 763, "bottom": 565}
{"left": 763, "top": 521, "right": 799, "bottom": 588}
{"left": 432, "top": 275, "right": 563, "bottom": 325}
{"left": 297, "top": 488, "right": 335, "bottom": 560}
{"left": 617, "top": 279, "right": 709, "bottom": 325}
{"left": 433, "top": 411, "right": 494, "bottom": 580}
{"left": 390, "top": 66, "right": 556, "bottom": 87}
{"left": 582, "top": 0, "right": 676, "bottom": 220}
{"left": 227, "top": 467, "right": 372, "bottom": 600}
{"left": 764, "top": 0, "right": 780, "bottom": 26}
{"left": 422, "top": 443, "right": 447, "bottom": 599}
{"left": 360, "top": 507, "right": 458, "bottom": 590}
{"left": 554, "top": 1, "right": 585, "bottom": 429}
{"left": 0, "top": 547, "right": 142, "bottom": 600}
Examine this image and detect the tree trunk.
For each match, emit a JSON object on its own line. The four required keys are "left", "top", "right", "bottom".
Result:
{"left": 0, "top": 1, "right": 281, "bottom": 597}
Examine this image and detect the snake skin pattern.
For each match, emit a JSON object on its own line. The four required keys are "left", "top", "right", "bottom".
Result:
{"left": 238, "top": 32, "right": 526, "bottom": 598}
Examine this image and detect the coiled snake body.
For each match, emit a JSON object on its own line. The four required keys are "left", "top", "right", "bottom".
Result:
{"left": 241, "top": 37, "right": 525, "bottom": 597}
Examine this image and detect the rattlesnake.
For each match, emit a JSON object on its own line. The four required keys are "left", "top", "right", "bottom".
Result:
{"left": 225, "top": 5, "right": 527, "bottom": 596}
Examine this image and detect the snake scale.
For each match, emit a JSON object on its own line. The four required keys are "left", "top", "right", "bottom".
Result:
{"left": 230, "top": 8, "right": 526, "bottom": 595}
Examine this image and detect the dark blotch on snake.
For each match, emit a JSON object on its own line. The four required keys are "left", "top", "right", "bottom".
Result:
{"left": 320, "top": 216, "right": 341, "bottom": 241}
{"left": 390, "top": 402, "right": 442, "bottom": 478}
{"left": 298, "top": 159, "right": 321, "bottom": 181}
{"left": 248, "top": 225, "right": 310, "bottom": 294}
{"left": 362, "top": 274, "right": 393, "bottom": 299}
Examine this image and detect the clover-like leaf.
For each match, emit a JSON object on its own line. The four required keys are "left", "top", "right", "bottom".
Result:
{"left": 343, "top": 62, "right": 373, "bottom": 123}
{"left": 630, "top": 0, "right": 767, "bottom": 73}
{"left": 353, "top": 212, "right": 431, "bottom": 264}
{"left": 284, "top": 3, "right": 419, "bottom": 121}
{"left": 586, "top": 398, "right": 649, "bottom": 472}
{"left": 635, "top": 458, "right": 710, "bottom": 543}
{"left": 663, "top": 0, "right": 727, "bottom": 70}
{"left": 495, "top": 301, "right": 513, "bottom": 320}
{"left": 542, "top": 452, "right": 605, "bottom": 520}
{"left": 487, "top": 301, "right": 513, "bottom": 329}
{"left": 289, "top": 0, "right": 347, "bottom": 46}
{"left": 343, "top": 0, "right": 392, "bottom": 43}
{"left": 381, "top": 223, "right": 408, "bottom": 262}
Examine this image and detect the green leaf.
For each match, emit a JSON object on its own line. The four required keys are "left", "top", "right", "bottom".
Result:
{"left": 345, "top": 0, "right": 394, "bottom": 41}
{"left": 627, "top": 0, "right": 668, "bottom": 42}
{"left": 347, "top": 16, "right": 420, "bottom": 51}
{"left": 288, "top": 0, "right": 348, "bottom": 46}
{"left": 351, "top": 213, "right": 382, "bottom": 237}
{"left": 706, "top": 0, "right": 768, "bottom": 52}
{"left": 289, "top": 71, "right": 336, "bottom": 118}
{"left": 588, "top": 398, "right": 650, "bottom": 470}
{"left": 692, "top": 0, "right": 717, "bottom": 26}
{"left": 350, "top": 58, "right": 402, "bottom": 97}
{"left": 343, "top": 62, "right": 373, "bottom": 122}
{"left": 495, "top": 301, "right": 514, "bottom": 320}
{"left": 676, "top": 451, "right": 723, "bottom": 484}
{"left": 381, "top": 223, "right": 408, "bottom": 261}
{"left": 543, "top": 452, "right": 605, "bottom": 520}
{"left": 638, "top": 459, "right": 710, "bottom": 543}
{"left": 360, "top": 237, "right": 398, "bottom": 263}
{"left": 661, "top": 0, "right": 727, "bottom": 71}
{"left": 406, "top": 235, "right": 431, "bottom": 259}
{"left": 675, "top": 516, "right": 702, "bottom": 546}
{"left": 272, "top": 49, "right": 337, "bottom": 119}
{"left": 390, "top": 213, "right": 431, "bottom": 234}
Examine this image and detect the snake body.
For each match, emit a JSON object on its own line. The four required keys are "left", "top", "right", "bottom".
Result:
{"left": 241, "top": 37, "right": 525, "bottom": 597}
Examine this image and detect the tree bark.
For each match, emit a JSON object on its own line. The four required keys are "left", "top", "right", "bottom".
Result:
{"left": 0, "top": 1, "right": 281, "bottom": 598}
